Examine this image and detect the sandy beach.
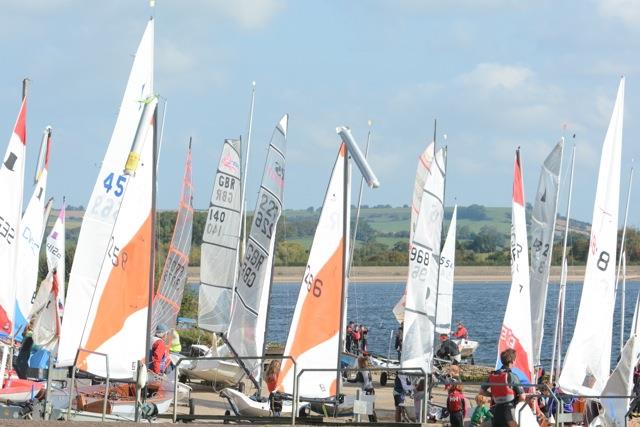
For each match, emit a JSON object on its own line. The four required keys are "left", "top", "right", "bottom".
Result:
{"left": 187, "top": 265, "right": 640, "bottom": 284}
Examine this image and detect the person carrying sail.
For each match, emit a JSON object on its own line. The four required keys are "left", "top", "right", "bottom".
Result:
{"left": 150, "top": 323, "right": 170, "bottom": 374}
{"left": 479, "top": 348, "right": 525, "bottom": 427}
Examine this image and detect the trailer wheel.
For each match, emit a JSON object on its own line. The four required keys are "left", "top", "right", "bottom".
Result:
{"left": 380, "top": 371, "right": 388, "bottom": 386}
{"left": 471, "top": 356, "right": 475, "bottom": 365}
{"left": 223, "top": 410, "right": 230, "bottom": 424}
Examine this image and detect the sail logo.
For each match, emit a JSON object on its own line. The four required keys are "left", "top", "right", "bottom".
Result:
{"left": 21, "top": 226, "right": 40, "bottom": 256}
{"left": 222, "top": 155, "right": 240, "bottom": 174}
{"left": 498, "top": 325, "right": 531, "bottom": 383}
{"left": 267, "top": 161, "right": 284, "bottom": 189}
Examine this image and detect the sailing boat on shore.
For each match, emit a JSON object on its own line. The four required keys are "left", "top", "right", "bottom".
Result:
{"left": 558, "top": 77, "right": 624, "bottom": 396}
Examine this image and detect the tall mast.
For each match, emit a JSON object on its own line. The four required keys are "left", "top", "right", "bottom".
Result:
{"left": 240, "top": 82, "right": 256, "bottom": 259}
{"left": 616, "top": 163, "right": 633, "bottom": 352}
{"left": 347, "top": 120, "right": 373, "bottom": 276}
{"left": 433, "top": 139, "right": 447, "bottom": 351}
{"left": 550, "top": 140, "right": 574, "bottom": 383}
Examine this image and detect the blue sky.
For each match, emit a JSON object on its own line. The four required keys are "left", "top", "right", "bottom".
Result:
{"left": 0, "top": 0, "right": 638, "bottom": 225}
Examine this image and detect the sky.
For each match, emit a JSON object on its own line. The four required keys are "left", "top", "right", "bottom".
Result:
{"left": 0, "top": 0, "right": 638, "bottom": 225}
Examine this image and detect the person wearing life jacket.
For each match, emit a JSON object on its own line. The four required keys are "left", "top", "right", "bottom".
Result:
{"left": 446, "top": 383, "right": 466, "bottom": 427}
{"left": 453, "top": 321, "right": 469, "bottom": 340}
{"left": 480, "top": 348, "right": 525, "bottom": 427}
{"left": 150, "top": 323, "right": 170, "bottom": 374}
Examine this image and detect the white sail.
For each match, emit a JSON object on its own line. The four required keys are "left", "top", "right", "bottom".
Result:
{"left": 14, "top": 127, "right": 52, "bottom": 336}
{"left": 529, "top": 140, "right": 563, "bottom": 365}
{"left": 401, "top": 148, "right": 445, "bottom": 375}
{"left": 276, "top": 143, "right": 349, "bottom": 398}
{"left": 226, "top": 115, "right": 287, "bottom": 379}
{"left": 198, "top": 138, "right": 242, "bottom": 333}
{"left": 559, "top": 78, "right": 624, "bottom": 395}
{"left": 153, "top": 143, "right": 194, "bottom": 333}
{"left": 0, "top": 97, "right": 27, "bottom": 336}
{"left": 601, "top": 325, "right": 640, "bottom": 426}
{"left": 497, "top": 149, "right": 533, "bottom": 383}
{"left": 435, "top": 205, "right": 457, "bottom": 334}
{"left": 28, "top": 272, "right": 61, "bottom": 351}
{"left": 46, "top": 202, "right": 66, "bottom": 316}
{"left": 393, "top": 142, "right": 435, "bottom": 322}
{"left": 58, "top": 20, "right": 155, "bottom": 379}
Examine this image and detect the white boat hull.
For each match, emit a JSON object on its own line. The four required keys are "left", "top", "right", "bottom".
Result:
{"left": 453, "top": 339, "right": 479, "bottom": 359}
{"left": 221, "top": 387, "right": 305, "bottom": 417}
{"left": 184, "top": 358, "right": 244, "bottom": 385}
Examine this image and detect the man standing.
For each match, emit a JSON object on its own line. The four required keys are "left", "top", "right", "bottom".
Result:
{"left": 480, "top": 348, "right": 525, "bottom": 427}
{"left": 436, "top": 333, "right": 461, "bottom": 364}
{"left": 150, "top": 323, "right": 170, "bottom": 374}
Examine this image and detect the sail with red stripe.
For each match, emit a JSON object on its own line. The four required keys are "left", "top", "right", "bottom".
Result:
{"left": 0, "top": 96, "right": 27, "bottom": 336}
{"left": 152, "top": 142, "right": 193, "bottom": 333}
{"left": 559, "top": 78, "right": 624, "bottom": 395}
{"left": 276, "top": 143, "right": 349, "bottom": 398}
{"left": 14, "top": 126, "right": 52, "bottom": 336}
{"left": 496, "top": 149, "right": 533, "bottom": 383}
{"left": 58, "top": 20, "right": 155, "bottom": 379}
{"left": 226, "top": 115, "right": 287, "bottom": 380}
{"left": 393, "top": 142, "right": 435, "bottom": 322}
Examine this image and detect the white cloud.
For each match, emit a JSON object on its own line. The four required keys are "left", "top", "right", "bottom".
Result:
{"left": 458, "top": 63, "right": 534, "bottom": 91}
{"left": 215, "top": 0, "right": 286, "bottom": 30}
{"left": 597, "top": 0, "right": 640, "bottom": 27}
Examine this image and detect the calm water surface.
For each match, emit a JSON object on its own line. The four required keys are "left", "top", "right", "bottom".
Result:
{"left": 265, "top": 281, "right": 640, "bottom": 369}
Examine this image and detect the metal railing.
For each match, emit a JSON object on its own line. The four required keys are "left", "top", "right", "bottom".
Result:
{"left": 171, "top": 354, "right": 297, "bottom": 425}
{"left": 67, "top": 348, "right": 110, "bottom": 422}
{"left": 294, "top": 366, "right": 428, "bottom": 423}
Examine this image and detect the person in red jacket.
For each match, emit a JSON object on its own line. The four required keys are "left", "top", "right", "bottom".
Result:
{"left": 453, "top": 321, "right": 469, "bottom": 340}
{"left": 150, "top": 323, "right": 170, "bottom": 374}
{"left": 446, "top": 383, "right": 466, "bottom": 427}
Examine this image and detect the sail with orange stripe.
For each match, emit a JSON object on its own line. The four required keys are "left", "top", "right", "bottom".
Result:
{"left": 198, "top": 138, "right": 242, "bottom": 333}
{"left": 14, "top": 126, "right": 52, "bottom": 337}
{"left": 0, "top": 95, "right": 27, "bottom": 336}
{"left": 401, "top": 147, "right": 445, "bottom": 375}
{"left": 152, "top": 142, "right": 193, "bottom": 333}
{"left": 58, "top": 20, "right": 155, "bottom": 379}
{"left": 226, "top": 115, "right": 287, "bottom": 380}
{"left": 392, "top": 141, "right": 435, "bottom": 322}
{"left": 276, "top": 143, "right": 349, "bottom": 398}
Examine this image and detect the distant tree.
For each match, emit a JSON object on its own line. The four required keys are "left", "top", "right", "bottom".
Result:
{"left": 458, "top": 204, "right": 489, "bottom": 221}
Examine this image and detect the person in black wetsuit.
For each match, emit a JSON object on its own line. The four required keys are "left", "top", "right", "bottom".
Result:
{"left": 436, "top": 333, "right": 461, "bottom": 364}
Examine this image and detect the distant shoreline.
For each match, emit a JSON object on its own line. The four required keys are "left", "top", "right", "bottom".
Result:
{"left": 188, "top": 265, "right": 640, "bottom": 284}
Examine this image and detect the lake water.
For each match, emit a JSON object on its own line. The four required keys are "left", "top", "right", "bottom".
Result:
{"left": 264, "top": 281, "right": 640, "bottom": 369}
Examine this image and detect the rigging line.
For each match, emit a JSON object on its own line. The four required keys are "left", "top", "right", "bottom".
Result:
{"left": 615, "top": 161, "right": 634, "bottom": 352}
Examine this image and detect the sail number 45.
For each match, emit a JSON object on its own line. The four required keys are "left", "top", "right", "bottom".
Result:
{"left": 103, "top": 172, "right": 127, "bottom": 197}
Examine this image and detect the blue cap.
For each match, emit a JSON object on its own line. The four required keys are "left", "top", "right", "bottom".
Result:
{"left": 156, "top": 323, "right": 169, "bottom": 335}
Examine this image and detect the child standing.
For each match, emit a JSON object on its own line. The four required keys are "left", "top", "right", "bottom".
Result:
{"left": 446, "top": 383, "right": 466, "bottom": 427}
{"left": 471, "top": 394, "right": 493, "bottom": 426}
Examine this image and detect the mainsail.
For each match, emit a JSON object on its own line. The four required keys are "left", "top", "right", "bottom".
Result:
{"left": 58, "top": 20, "right": 155, "bottom": 379}
{"left": 14, "top": 127, "right": 52, "bottom": 335}
{"left": 0, "top": 96, "right": 27, "bottom": 335}
{"left": 529, "top": 140, "right": 563, "bottom": 365}
{"left": 198, "top": 138, "right": 242, "bottom": 333}
{"left": 435, "top": 204, "right": 457, "bottom": 334}
{"left": 601, "top": 310, "right": 640, "bottom": 426}
{"left": 559, "top": 78, "right": 624, "bottom": 395}
{"left": 152, "top": 142, "right": 194, "bottom": 333}
{"left": 393, "top": 142, "right": 435, "bottom": 322}
{"left": 226, "top": 115, "right": 287, "bottom": 378}
{"left": 497, "top": 149, "right": 533, "bottom": 383}
{"left": 401, "top": 148, "right": 445, "bottom": 375}
{"left": 276, "top": 143, "right": 350, "bottom": 398}
{"left": 46, "top": 201, "right": 66, "bottom": 316}
{"left": 28, "top": 272, "right": 61, "bottom": 351}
